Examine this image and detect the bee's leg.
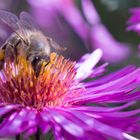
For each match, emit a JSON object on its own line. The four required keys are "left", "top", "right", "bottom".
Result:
{"left": 0, "top": 39, "right": 21, "bottom": 70}
{"left": 5, "top": 39, "right": 21, "bottom": 62}
{"left": 0, "top": 44, "right": 14, "bottom": 70}
{"left": 0, "top": 48, "right": 4, "bottom": 60}
{"left": 0, "top": 47, "right": 5, "bottom": 70}
{"left": 4, "top": 44, "right": 15, "bottom": 62}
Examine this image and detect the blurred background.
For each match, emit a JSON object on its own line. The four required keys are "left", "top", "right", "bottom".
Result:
{"left": 0, "top": 0, "right": 140, "bottom": 73}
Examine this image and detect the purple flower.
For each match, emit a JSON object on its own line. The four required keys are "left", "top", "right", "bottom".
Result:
{"left": 127, "top": 7, "right": 140, "bottom": 58}
{"left": 27, "top": 0, "right": 130, "bottom": 63}
{"left": 0, "top": 49, "right": 140, "bottom": 139}
{"left": 127, "top": 8, "right": 140, "bottom": 34}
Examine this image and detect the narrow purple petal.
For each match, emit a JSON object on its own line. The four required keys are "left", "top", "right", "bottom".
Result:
{"left": 91, "top": 24, "right": 130, "bottom": 63}
{"left": 93, "top": 109, "right": 140, "bottom": 118}
{"left": 60, "top": 1, "right": 89, "bottom": 41}
{"left": 23, "top": 127, "right": 37, "bottom": 139}
{"left": 0, "top": 108, "right": 36, "bottom": 136}
{"left": 50, "top": 110, "right": 84, "bottom": 137}
{"left": 110, "top": 91, "right": 140, "bottom": 103}
{"left": 84, "top": 65, "right": 136, "bottom": 87}
{"left": 54, "top": 107, "right": 124, "bottom": 139}
{"left": 75, "top": 49, "right": 102, "bottom": 80}
{"left": 39, "top": 110, "right": 51, "bottom": 134}
{"left": 81, "top": 0, "right": 100, "bottom": 25}
{"left": 0, "top": 104, "right": 20, "bottom": 116}
{"left": 123, "top": 133, "right": 139, "bottom": 140}
{"left": 67, "top": 90, "right": 129, "bottom": 104}
{"left": 66, "top": 107, "right": 140, "bottom": 133}
{"left": 89, "top": 63, "right": 108, "bottom": 78}
{"left": 70, "top": 102, "right": 135, "bottom": 112}
{"left": 83, "top": 68, "right": 140, "bottom": 90}
{"left": 67, "top": 81, "right": 140, "bottom": 104}
{"left": 127, "top": 7, "right": 140, "bottom": 34}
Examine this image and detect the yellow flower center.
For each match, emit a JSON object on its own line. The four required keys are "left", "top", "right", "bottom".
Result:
{"left": 0, "top": 53, "right": 78, "bottom": 109}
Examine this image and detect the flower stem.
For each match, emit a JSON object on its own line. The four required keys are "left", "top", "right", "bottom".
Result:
{"left": 35, "top": 127, "right": 40, "bottom": 140}
{"left": 16, "top": 134, "right": 20, "bottom": 140}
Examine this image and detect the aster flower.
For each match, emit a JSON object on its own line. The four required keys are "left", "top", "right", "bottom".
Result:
{"left": 127, "top": 7, "right": 140, "bottom": 58}
{"left": 27, "top": 0, "right": 130, "bottom": 63}
{"left": 0, "top": 48, "right": 140, "bottom": 140}
{"left": 127, "top": 8, "right": 140, "bottom": 34}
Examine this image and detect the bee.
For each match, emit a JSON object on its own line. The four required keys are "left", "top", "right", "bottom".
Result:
{"left": 0, "top": 10, "right": 64, "bottom": 73}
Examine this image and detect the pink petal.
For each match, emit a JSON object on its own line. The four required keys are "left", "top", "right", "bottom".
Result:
{"left": 75, "top": 49, "right": 102, "bottom": 80}
{"left": 81, "top": 0, "right": 100, "bottom": 25}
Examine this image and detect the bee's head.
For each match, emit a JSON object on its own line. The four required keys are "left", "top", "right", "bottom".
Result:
{"left": 28, "top": 54, "right": 50, "bottom": 75}
{"left": 28, "top": 32, "right": 51, "bottom": 55}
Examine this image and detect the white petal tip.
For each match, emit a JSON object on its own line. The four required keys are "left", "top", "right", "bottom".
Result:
{"left": 123, "top": 133, "right": 139, "bottom": 140}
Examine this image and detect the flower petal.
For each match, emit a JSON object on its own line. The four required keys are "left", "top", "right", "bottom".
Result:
{"left": 91, "top": 24, "right": 130, "bottom": 63}
{"left": 84, "top": 65, "right": 136, "bottom": 87}
{"left": 0, "top": 108, "right": 36, "bottom": 136}
{"left": 0, "top": 104, "right": 20, "bottom": 116}
{"left": 81, "top": 0, "right": 100, "bottom": 25}
{"left": 127, "top": 8, "right": 140, "bottom": 34}
{"left": 83, "top": 67, "right": 140, "bottom": 92}
{"left": 53, "top": 107, "right": 124, "bottom": 139}
{"left": 70, "top": 102, "right": 135, "bottom": 112}
{"left": 75, "top": 49, "right": 102, "bottom": 80}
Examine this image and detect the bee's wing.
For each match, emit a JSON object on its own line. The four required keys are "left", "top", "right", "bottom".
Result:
{"left": 0, "top": 10, "right": 39, "bottom": 33}
{"left": 0, "top": 10, "right": 19, "bottom": 31}
{"left": 19, "top": 11, "right": 39, "bottom": 31}
{"left": 0, "top": 10, "right": 27, "bottom": 42}
{"left": 19, "top": 12, "right": 66, "bottom": 51}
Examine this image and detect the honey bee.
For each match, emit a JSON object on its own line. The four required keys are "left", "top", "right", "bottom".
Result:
{"left": 0, "top": 10, "right": 64, "bottom": 73}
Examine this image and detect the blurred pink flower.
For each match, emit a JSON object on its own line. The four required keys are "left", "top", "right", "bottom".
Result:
{"left": 27, "top": 0, "right": 130, "bottom": 63}
{"left": 127, "top": 7, "right": 140, "bottom": 58}
{"left": 127, "top": 8, "right": 140, "bottom": 34}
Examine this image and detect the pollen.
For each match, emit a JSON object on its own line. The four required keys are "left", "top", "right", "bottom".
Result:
{"left": 0, "top": 53, "right": 79, "bottom": 109}
{"left": 0, "top": 49, "right": 5, "bottom": 60}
